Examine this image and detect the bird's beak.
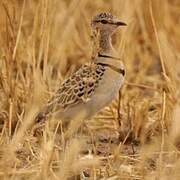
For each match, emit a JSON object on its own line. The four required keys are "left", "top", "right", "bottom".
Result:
{"left": 114, "top": 20, "right": 127, "bottom": 26}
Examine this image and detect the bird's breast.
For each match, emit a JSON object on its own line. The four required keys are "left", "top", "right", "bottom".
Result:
{"left": 88, "top": 68, "right": 125, "bottom": 114}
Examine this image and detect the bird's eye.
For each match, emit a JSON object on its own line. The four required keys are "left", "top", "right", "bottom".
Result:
{"left": 101, "top": 20, "right": 108, "bottom": 24}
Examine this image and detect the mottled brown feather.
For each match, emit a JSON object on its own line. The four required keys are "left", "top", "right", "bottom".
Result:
{"left": 35, "top": 63, "right": 106, "bottom": 123}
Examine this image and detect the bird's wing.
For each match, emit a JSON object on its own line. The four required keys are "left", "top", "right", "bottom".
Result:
{"left": 51, "top": 63, "right": 105, "bottom": 109}
{"left": 35, "top": 63, "right": 106, "bottom": 122}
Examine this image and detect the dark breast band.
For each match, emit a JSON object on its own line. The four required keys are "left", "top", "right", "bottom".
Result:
{"left": 97, "top": 54, "right": 125, "bottom": 76}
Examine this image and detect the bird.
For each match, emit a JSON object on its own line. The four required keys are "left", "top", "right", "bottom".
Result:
{"left": 34, "top": 12, "right": 127, "bottom": 126}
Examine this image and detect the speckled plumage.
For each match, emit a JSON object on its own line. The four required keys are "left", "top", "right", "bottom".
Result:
{"left": 35, "top": 63, "right": 106, "bottom": 122}
{"left": 93, "top": 12, "right": 114, "bottom": 22}
{"left": 35, "top": 12, "right": 126, "bottom": 124}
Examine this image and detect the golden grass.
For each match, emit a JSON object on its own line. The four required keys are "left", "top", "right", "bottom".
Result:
{"left": 0, "top": 0, "right": 180, "bottom": 179}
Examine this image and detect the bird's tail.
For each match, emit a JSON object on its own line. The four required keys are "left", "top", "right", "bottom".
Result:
{"left": 34, "top": 104, "right": 53, "bottom": 124}
{"left": 32, "top": 106, "right": 51, "bottom": 136}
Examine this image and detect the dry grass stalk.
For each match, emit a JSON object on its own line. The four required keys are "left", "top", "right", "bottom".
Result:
{"left": 0, "top": 0, "right": 180, "bottom": 179}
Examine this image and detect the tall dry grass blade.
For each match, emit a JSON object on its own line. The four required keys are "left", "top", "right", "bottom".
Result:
{"left": 12, "top": 0, "right": 25, "bottom": 60}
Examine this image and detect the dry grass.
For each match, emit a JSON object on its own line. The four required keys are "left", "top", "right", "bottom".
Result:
{"left": 0, "top": 0, "right": 180, "bottom": 179}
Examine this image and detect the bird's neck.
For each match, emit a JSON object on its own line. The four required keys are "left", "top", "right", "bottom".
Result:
{"left": 92, "top": 30, "right": 118, "bottom": 61}
{"left": 95, "top": 30, "right": 123, "bottom": 68}
{"left": 99, "top": 30, "right": 115, "bottom": 55}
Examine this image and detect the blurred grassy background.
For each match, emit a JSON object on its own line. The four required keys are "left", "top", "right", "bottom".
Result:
{"left": 0, "top": 0, "right": 180, "bottom": 179}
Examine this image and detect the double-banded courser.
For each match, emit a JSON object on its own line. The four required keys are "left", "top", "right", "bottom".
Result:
{"left": 35, "top": 13, "right": 126, "bottom": 124}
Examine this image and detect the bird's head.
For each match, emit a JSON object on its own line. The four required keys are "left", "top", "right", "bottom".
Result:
{"left": 91, "top": 12, "right": 127, "bottom": 35}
